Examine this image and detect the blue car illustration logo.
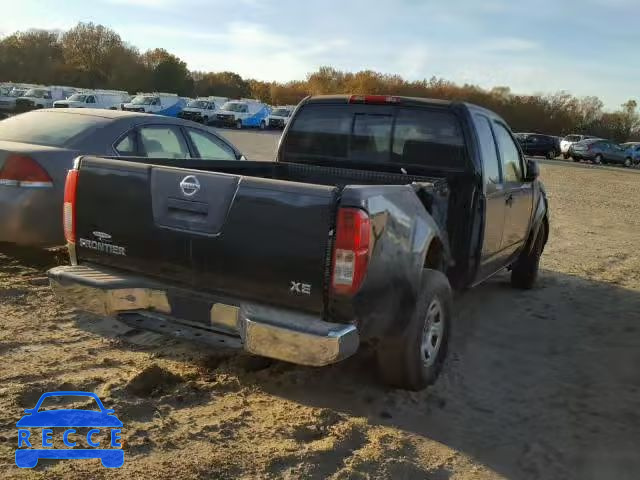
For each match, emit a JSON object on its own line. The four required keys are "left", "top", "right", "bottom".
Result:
{"left": 16, "top": 391, "right": 123, "bottom": 468}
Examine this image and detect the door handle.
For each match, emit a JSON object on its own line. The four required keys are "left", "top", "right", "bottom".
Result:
{"left": 506, "top": 193, "right": 514, "bottom": 206}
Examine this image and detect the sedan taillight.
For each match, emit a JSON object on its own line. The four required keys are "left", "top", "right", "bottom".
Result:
{"left": 0, "top": 155, "right": 53, "bottom": 188}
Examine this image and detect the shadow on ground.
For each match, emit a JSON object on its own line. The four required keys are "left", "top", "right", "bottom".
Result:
{"left": 72, "top": 269, "right": 640, "bottom": 480}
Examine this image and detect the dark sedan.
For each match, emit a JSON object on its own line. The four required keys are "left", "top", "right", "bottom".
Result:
{"left": 0, "top": 109, "right": 245, "bottom": 246}
{"left": 516, "top": 133, "right": 560, "bottom": 159}
{"left": 570, "top": 138, "right": 632, "bottom": 166}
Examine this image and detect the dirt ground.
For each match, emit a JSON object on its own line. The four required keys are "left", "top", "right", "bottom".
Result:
{"left": 0, "top": 158, "right": 639, "bottom": 480}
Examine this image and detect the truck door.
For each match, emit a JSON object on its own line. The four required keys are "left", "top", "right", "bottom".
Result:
{"left": 473, "top": 114, "right": 508, "bottom": 279}
{"left": 493, "top": 122, "right": 533, "bottom": 258}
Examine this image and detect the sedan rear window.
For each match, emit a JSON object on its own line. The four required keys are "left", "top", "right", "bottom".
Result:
{"left": 0, "top": 111, "right": 108, "bottom": 147}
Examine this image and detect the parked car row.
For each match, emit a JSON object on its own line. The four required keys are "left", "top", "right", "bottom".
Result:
{"left": 1, "top": 82, "right": 284, "bottom": 130}
{"left": 569, "top": 138, "right": 638, "bottom": 167}
{"left": 515, "top": 131, "right": 639, "bottom": 168}
{"left": 515, "top": 133, "right": 560, "bottom": 159}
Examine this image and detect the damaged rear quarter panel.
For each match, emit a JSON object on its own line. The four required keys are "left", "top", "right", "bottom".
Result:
{"left": 330, "top": 184, "right": 449, "bottom": 340}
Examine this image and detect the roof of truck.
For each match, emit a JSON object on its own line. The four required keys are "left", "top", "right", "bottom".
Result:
{"left": 302, "top": 95, "right": 507, "bottom": 124}
{"left": 305, "top": 94, "right": 453, "bottom": 107}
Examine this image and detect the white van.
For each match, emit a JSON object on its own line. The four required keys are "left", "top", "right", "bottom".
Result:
{"left": 121, "top": 92, "right": 186, "bottom": 117}
{"left": 0, "top": 84, "right": 38, "bottom": 112}
{"left": 266, "top": 105, "right": 296, "bottom": 129}
{"left": 14, "top": 86, "right": 76, "bottom": 112}
{"left": 178, "top": 96, "right": 228, "bottom": 124}
{"left": 53, "top": 89, "right": 129, "bottom": 110}
{"left": 214, "top": 98, "right": 270, "bottom": 129}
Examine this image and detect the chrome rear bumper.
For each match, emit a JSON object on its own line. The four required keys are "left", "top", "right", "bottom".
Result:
{"left": 48, "top": 264, "right": 359, "bottom": 367}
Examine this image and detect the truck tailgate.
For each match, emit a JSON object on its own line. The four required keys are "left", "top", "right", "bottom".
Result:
{"left": 74, "top": 157, "right": 338, "bottom": 315}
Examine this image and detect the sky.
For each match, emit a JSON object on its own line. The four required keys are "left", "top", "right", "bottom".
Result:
{"left": 1, "top": 0, "right": 638, "bottom": 109}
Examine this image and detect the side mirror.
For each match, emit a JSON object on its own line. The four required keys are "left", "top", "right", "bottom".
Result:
{"left": 526, "top": 158, "right": 539, "bottom": 181}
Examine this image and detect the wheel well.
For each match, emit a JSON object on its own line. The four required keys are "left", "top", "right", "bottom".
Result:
{"left": 424, "top": 238, "right": 445, "bottom": 271}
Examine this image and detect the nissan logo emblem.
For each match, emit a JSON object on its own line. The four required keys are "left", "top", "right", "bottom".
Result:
{"left": 179, "top": 175, "right": 200, "bottom": 196}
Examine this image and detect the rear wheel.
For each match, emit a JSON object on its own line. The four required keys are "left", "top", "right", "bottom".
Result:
{"left": 236, "top": 119, "right": 242, "bottom": 129}
{"left": 511, "top": 222, "right": 546, "bottom": 289}
{"left": 624, "top": 157, "right": 632, "bottom": 168}
{"left": 594, "top": 154, "right": 603, "bottom": 165}
{"left": 377, "top": 269, "right": 452, "bottom": 391}
{"left": 260, "top": 120, "right": 266, "bottom": 130}
{"left": 562, "top": 153, "right": 570, "bottom": 159}
{"left": 203, "top": 115, "right": 209, "bottom": 125}
{"left": 546, "top": 150, "right": 557, "bottom": 159}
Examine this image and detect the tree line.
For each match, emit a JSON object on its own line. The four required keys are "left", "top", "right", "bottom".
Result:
{"left": 1, "top": 23, "right": 638, "bottom": 141}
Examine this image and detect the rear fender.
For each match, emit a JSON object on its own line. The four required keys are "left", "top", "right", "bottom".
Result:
{"left": 333, "top": 185, "right": 450, "bottom": 340}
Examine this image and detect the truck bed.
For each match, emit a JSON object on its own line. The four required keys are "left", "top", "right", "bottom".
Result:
{"left": 71, "top": 156, "right": 449, "bottom": 322}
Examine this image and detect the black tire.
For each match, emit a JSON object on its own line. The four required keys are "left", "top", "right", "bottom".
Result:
{"left": 624, "top": 157, "right": 632, "bottom": 168}
{"left": 203, "top": 116, "right": 209, "bottom": 125}
{"left": 594, "top": 154, "right": 603, "bottom": 165}
{"left": 260, "top": 120, "right": 266, "bottom": 130}
{"left": 546, "top": 150, "right": 556, "bottom": 160}
{"left": 562, "top": 153, "right": 569, "bottom": 159}
{"left": 236, "top": 119, "right": 242, "bottom": 129}
{"left": 377, "top": 269, "right": 452, "bottom": 391}
{"left": 511, "top": 222, "right": 546, "bottom": 289}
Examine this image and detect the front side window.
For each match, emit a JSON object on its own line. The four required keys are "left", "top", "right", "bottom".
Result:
{"left": 86, "top": 96, "right": 96, "bottom": 104}
{"left": 139, "top": 126, "right": 189, "bottom": 159}
{"left": 493, "top": 123, "right": 523, "bottom": 182}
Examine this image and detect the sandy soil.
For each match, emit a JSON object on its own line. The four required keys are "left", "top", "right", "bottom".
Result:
{"left": 0, "top": 160, "right": 639, "bottom": 480}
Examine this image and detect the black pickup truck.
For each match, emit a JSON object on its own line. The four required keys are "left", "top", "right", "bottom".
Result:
{"left": 48, "top": 95, "right": 549, "bottom": 390}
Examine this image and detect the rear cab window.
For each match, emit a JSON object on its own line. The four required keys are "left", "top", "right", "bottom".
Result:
{"left": 282, "top": 103, "right": 466, "bottom": 171}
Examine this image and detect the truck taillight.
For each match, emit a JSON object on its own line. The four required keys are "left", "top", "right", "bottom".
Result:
{"left": 0, "top": 155, "right": 53, "bottom": 188}
{"left": 63, "top": 169, "right": 79, "bottom": 244}
{"left": 331, "top": 208, "right": 371, "bottom": 295}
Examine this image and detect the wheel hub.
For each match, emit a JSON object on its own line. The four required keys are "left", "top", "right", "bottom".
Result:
{"left": 422, "top": 298, "right": 444, "bottom": 367}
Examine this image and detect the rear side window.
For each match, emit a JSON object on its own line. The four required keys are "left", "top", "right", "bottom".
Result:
{"left": 284, "top": 104, "right": 465, "bottom": 169}
{"left": 139, "top": 126, "right": 189, "bottom": 159}
{"left": 187, "top": 129, "right": 236, "bottom": 160}
{"left": 473, "top": 114, "right": 501, "bottom": 185}
{"left": 0, "top": 111, "right": 107, "bottom": 147}
{"left": 114, "top": 132, "right": 137, "bottom": 156}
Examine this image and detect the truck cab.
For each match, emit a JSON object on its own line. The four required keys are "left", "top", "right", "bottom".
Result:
{"left": 0, "top": 86, "right": 30, "bottom": 112}
{"left": 122, "top": 93, "right": 186, "bottom": 117}
{"left": 266, "top": 106, "right": 295, "bottom": 129}
{"left": 215, "top": 99, "right": 270, "bottom": 129}
{"left": 15, "top": 86, "right": 76, "bottom": 112}
{"left": 54, "top": 90, "right": 130, "bottom": 110}
{"left": 178, "top": 96, "right": 228, "bottom": 124}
